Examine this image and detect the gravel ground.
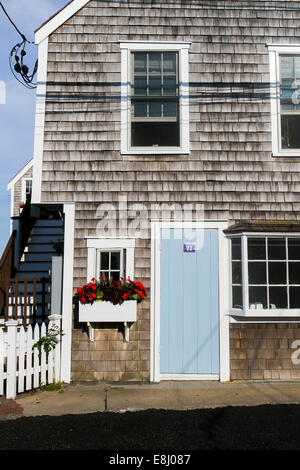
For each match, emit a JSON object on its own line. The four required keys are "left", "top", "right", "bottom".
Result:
{"left": 0, "top": 404, "right": 300, "bottom": 451}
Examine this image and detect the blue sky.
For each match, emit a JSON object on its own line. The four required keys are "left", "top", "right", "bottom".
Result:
{"left": 0, "top": 0, "right": 67, "bottom": 253}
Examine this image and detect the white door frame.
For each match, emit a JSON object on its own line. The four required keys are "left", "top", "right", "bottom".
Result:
{"left": 150, "top": 220, "right": 230, "bottom": 383}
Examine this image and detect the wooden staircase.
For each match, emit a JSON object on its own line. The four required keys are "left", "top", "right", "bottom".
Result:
{"left": 0, "top": 203, "right": 64, "bottom": 326}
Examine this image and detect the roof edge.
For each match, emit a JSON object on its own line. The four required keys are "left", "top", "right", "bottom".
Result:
{"left": 35, "top": 0, "right": 90, "bottom": 44}
{"left": 7, "top": 159, "right": 33, "bottom": 191}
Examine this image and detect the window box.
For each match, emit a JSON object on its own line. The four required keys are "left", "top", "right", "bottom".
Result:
{"left": 78, "top": 300, "right": 137, "bottom": 323}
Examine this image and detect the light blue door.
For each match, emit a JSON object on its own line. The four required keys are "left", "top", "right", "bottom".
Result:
{"left": 160, "top": 228, "right": 219, "bottom": 375}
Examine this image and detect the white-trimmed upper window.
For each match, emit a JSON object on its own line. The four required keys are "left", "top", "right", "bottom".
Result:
{"left": 120, "top": 41, "right": 190, "bottom": 155}
{"left": 229, "top": 233, "right": 300, "bottom": 317}
{"left": 269, "top": 44, "right": 300, "bottom": 157}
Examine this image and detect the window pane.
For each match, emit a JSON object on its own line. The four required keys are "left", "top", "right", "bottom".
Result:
{"left": 100, "top": 271, "right": 109, "bottom": 280}
{"left": 288, "top": 238, "right": 300, "bottom": 260}
{"left": 149, "top": 102, "right": 162, "bottom": 117}
{"left": 281, "top": 115, "right": 300, "bottom": 149}
{"left": 290, "top": 286, "right": 300, "bottom": 308}
{"left": 268, "top": 262, "right": 286, "bottom": 285}
{"left": 111, "top": 252, "right": 120, "bottom": 270}
{"left": 248, "top": 238, "right": 266, "bottom": 260}
{"left": 163, "top": 76, "right": 177, "bottom": 96}
{"left": 111, "top": 271, "right": 120, "bottom": 281}
{"left": 131, "top": 121, "right": 180, "bottom": 147}
{"left": 231, "top": 238, "right": 241, "bottom": 260}
{"left": 163, "top": 53, "right": 176, "bottom": 74}
{"left": 134, "top": 102, "right": 147, "bottom": 117}
{"left": 289, "top": 263, "right": 300, "bottom": 284}
{"left": 268, "top": 238, "right": 286, "bottom": 260}
{"left": 163, "top": 101, "right": 177, "bottom": 118}
{"left": 281, "top": 56, "right": 293, "bottom": 79}
{"left": 249, "top": 286, "right": 267, "bottom": 309}
{"left": 295, "top": 56, "right": 300, "bottom": 76}
{"left": 232, "top": 286, "right": 243, "bottom": 309}
{"left": 134, "top": 77, "right": 147, "bottom": 96}
{"left": 100, "top": 252, "right": 109, "bottom": 270}
{"left": 149, "top": 53, "right": 161, "bottom": 74}
{"left": 134, "top": 52, "right": 147, "bottom": 74}
{"left": 149, "top": 77, "right": 162, "bottom": 96}
{"left": 232, "top": 261, "right": 242, "bottom": 284}
{"left": 248, "top": 262, "right": 266, "bottom": 284}
{"left": 269, "top": 286, "right": 288, "bottom": 309}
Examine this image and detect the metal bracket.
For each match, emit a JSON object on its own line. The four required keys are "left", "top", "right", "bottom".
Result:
{"left": 87, "top": 322, "right": 95, "bottom": 342}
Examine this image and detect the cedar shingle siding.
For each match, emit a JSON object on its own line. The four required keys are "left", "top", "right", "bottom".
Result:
{"left": 41, "top": 0, "right": 300, "bottom": 381}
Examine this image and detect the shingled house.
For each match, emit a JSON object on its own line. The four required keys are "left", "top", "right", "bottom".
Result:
{"left": 4, "top": 0, "right": 300, "bottom": 384}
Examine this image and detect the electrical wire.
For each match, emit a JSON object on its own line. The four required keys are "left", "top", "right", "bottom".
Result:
{"left": 0, "top": 2, "right": 38, "bottom": 88}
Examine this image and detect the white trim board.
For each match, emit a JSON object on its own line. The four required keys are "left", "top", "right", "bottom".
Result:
{"left": 32, "top": 37, "right": 48, "bottom": 204}
{"left": 35, "top": 0, "right": 90, "bottom": 44}
{"left": 150, "top": 220, "right": 230, "bottom": 383}
{"left": 60, "top": 203, "right": 75, "bottom": 384}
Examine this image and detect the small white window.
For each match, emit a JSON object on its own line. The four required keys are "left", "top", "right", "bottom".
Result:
{"left": 268, "top": 44, "right": 300, "bottom": 156}
{"left": 229, "top": 233, "right": 300, "bottom": 317}
{"left": 22, "top": 178, "right": 32, "bottom": 203}
{"left": 97, "top": 249, "right": 125, "bottom": 281}
{"left": 120, "top": 41, "right": 190, "bottom": 155}
{"left": 86, "top": 238, "right": 135, "bottom": 282}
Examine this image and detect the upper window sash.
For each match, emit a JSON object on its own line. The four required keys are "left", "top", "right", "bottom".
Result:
{"left": 268, "top": 44, "right": 300, "bottom": 157}
{"left": 120, "top": 41, "right": 190, "bottom": 155}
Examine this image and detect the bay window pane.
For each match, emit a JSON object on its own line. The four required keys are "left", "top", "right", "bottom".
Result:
{"left": 232, "top": 261, "right": 242, "bottom": 284}
{"left": 248, "top": 238, "right": 266, "bottom": 260}
{"left": 268, "top": 238, "right": 286, "bottom": 260}
{"left": 288, "top": 238, "right": 300, "bottom": 260}
{"left": 268, "top": 262, "right": 286, "bottom": 285}
{"left": 248, "top": 262, "right": 266, "bottom": 284}
{"left": 249, "top": 286, "right": 267, "bottom": 309}
{"left": 290, "top": 287, "right": 300, "bottom": 308}
{"left": 232, "top": 286, "right": 243, "bottom": 309}
{"left": 289, "top": 262, "right": 300, "bottom": 284}
{"left": 231, "top": 238, "right": 241, "bottom": 260}
{"left": 269, "top": 286, "right": 288, "bottom": 309}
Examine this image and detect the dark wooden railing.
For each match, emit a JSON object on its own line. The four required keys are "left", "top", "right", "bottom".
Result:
{"left": 6, "top": 277, "right": 49, "bottom": 326}
{"left": 0, "top": 202, "right": 48, "bottom": 326}
{"left": 0, "top": 231, "right": 16, "bottom": 316}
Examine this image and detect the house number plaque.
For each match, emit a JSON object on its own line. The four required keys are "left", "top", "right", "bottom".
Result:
{"left": 184, "top": 244, "right": 196, "bottom": 252}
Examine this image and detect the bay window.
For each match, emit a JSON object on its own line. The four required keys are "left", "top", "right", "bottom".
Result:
{"left": 230, "top": 234, "right": 300, "bottom": 316}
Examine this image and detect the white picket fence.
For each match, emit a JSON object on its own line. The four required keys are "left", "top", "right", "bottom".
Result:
{"left": 0, "top": 314, "right": 62, "bottom": 399}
